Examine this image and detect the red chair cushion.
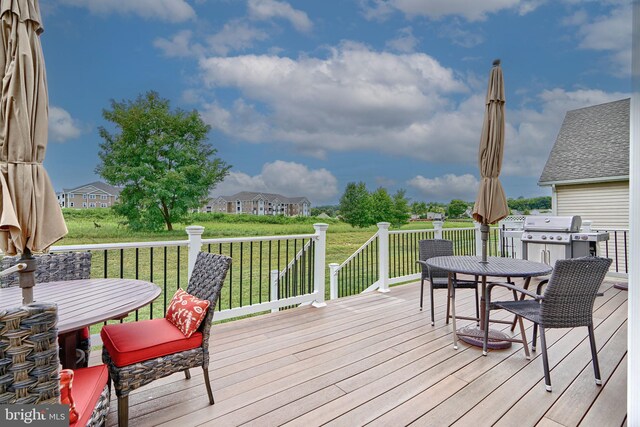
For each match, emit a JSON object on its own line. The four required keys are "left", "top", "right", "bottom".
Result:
{"left": 165, "top": 288, "right": 210, "bottom": 338}
{"left": 70, "top": 365, "right": 109, "bottom": 427}
{"left": 101, "top": 318, "right": 203, "bottom": 367}
{"left": 60, "top": 369, "right": 79, "bottom": 424}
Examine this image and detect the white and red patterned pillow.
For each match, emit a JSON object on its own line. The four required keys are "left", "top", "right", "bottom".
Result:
{"left": 165, "top": 289, "right": 210, "bottom": 338}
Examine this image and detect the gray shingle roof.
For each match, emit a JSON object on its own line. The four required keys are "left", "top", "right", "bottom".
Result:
{"left": 63, "top": 181, "right": 122, "bottom": 195}
{"left": 538, "top": 98, "right": 629, "bottom": 185}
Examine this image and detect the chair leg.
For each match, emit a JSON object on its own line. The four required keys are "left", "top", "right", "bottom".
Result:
{"left": 517, "top": 316, "right": 530, "bottom": 359}
{"left": 449, "top": 281, "right": 458, "bottom": 350}
{"left": 539, "top": 326, "right": 552, "bottom": 392}
{"left": 184, "top": 368, "right": 191, "bottom": 379}
{"left": 118, "top": 395, "right": 129, "bottom": 427}
{"left": 203, "top": 367, "right": 215, "bottom": 405}
{"left": 587, "top": 323, "right": 602, "bottom": 385}
{"left": 430, "top": 283, "right": 436, "bottom": 326}
{"left": 532, "top": 323, "right": 538, "bottom": 352}
{"left": 420, "top": 278, "right": 424, "bottom": 311}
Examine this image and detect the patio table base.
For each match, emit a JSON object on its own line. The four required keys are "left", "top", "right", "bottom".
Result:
{"left": 457, "top": 325, "right": 512, "bottom": 350}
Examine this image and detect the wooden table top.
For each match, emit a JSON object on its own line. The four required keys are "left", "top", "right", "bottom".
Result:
{"left": 426, "top": 256, "right": 553, "bottom": 278}
{"left": 0, "top": 278, "right": 161, "bottom": 333}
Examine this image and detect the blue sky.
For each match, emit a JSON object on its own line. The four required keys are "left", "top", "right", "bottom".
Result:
{"left": 42, "top": 0, "right": 631, "bottom": 205}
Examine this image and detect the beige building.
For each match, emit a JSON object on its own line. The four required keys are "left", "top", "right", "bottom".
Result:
{"left": 204, "top": 191, "right": 311, "bottom": 216}
{"left": 57, "top": 181, "right": 121, "bottom": 209}
{"left": 539, "top": 98, "right": 629, "bottom": 230}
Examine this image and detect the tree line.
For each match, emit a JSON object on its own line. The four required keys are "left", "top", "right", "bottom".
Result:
{"left": 339, "top": 182, "right": 410, "bottom": 228}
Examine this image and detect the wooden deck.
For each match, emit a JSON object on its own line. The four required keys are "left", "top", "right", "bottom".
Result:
{"left": 98, "top": 278, "right": 628, "bottom": 427}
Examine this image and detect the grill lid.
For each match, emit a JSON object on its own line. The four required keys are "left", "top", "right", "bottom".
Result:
{"left": 523, "top": 215, "right": 581, "bottom": 232}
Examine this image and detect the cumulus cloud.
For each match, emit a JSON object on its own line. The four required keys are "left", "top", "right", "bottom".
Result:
{"left": 154, "top": 30, "right": 203, "bottom": 58}
{"left": 570, "top": 3, "right": 632, "bottom": 76}
{"left": 59, "top": 0, "right": 195, "bottom": 23}
{"left": 360, "top": 0, "right": 543, "bottom": 22}
{"left": 408, "top": 174, "right": 479, "bottom": 201}
{"left": 248, "top": 0, "right": 313, "bottom": 32}
{"left": 195, "top": 42, "right": 627, "bottom": 180}
{"left": 198, "top": 42, "right": 467, "bottom": 158}
{"left": 48, "top": 107, "right": 83, "bottom": 142}
{"left": 386, "top": 27, "right": 419, "bottom": 53}
{"left": 212, "top": 161, "right": 338, "bottom": 203}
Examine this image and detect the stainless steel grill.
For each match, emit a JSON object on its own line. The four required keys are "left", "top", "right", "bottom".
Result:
{"left": 521, "top": 215, "right": 609, "bottom": 266}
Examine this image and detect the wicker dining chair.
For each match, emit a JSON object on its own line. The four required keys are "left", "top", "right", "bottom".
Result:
{"left": 0, "top": 303, "right": 110, "bottom": 426}
{"left": 416, "top": 239, "right": 479, "bottom": 326}
{"left": 483, "top": 256, "right": 612, "bottom": 392}
{"left": 101, "top": 252, "right": 231, "bottom": 427}
{"left": 1, "top": 252, "right": 93, "bottom": 367}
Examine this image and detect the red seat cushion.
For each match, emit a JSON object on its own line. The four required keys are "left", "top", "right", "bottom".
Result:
{"left": 71, "top": 365, "right": 109, "bottom": 427}
{"left": 101, "top": 318, "right": 203, "bottom": 367}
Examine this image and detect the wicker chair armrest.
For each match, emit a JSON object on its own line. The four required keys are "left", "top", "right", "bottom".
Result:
{"left": 536, "top": 279, "right": 549, "bottom": 294}
{"left": 416, "top": 260, "right": 429, "bottom": 267}
{"left": 486, "top": 281, "right": 543, "bottom": 301}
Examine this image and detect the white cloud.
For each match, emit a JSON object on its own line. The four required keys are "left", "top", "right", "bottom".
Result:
{"left": 154, "top": 30, "right": 203, "bottom": 58}
{"left": 195, "top": 42, "right": 627, "bottom": 180}
{"left": 248, "top": 0, "right": 313, "bottom": 32}
{"left": 212, "top": 161, "right": 338, "bottom": 203}
{"left": 48, "top": 107, "right": 83, "bottom": 142}
{"left": 408, "top": 174, "right": 479, "bottom": 201}
{"left": 360, "top": 0, "right": 543, "bottom": 22}
{"left": 59, "top": 0, "right": 195, "bottom": 23}
{"left": 571, "top": 4, "right": 632, "bottom": 76}
{"left": 207, "top": 20, "right": 269, "bottom": 56}
{"left": 198, "top": 42, "right": 467, "bottom": 158}
{"left": 386, "top": 27, "right": 419, "bottom": 53}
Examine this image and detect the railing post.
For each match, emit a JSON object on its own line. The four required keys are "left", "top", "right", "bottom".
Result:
{"left": 186, "top": 225, "right": 204, "bottom": 281}
{"left": 270, "top": 269, "right": 279, "bottom": 313}
{"left": 377, "top": 222, "right": 390, "bottom": 293}
{"left": 329, "top": 263, "right": 339, "bottom": 300}
{"left": 474, "top": 221, "right": 483, "bottom": 256}
{"left": 433, "top": 220, "right": 443, "bottom": 239}
{"left": 312, "top": 223, "right": 329, "bottom": 307}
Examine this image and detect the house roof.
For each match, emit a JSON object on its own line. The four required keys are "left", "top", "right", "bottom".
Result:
{"left": 63, "top": 181, "right": 122, "bottom": 196}
{"left": 539, "top": 98, "right": 629, "bottom": 186}
{"left": 212, "top": 191, "right": 309, "bottom": 204}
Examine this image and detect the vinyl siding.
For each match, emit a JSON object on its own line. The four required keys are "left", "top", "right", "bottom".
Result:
{"left": 556, "top": 181, "right": 629, "bottom": 229}
{"left": 556, "top": 181, "right": 629, "bottom": 275}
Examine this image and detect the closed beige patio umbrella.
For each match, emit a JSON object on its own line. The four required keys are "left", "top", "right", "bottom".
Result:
{"left": 472, "top": 59, "right": 509, "bottom": 263}
{"left": 0, "top": 0, "right": 67, "bottom": 303}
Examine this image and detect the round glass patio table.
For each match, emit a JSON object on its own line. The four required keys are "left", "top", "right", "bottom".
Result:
{"left": 425, "top": 256, "right": 552, "bottom": 350}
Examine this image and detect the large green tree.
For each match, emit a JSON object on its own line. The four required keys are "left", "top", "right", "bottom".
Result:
{"left": 447, "top": 199, "right": 469, "bottom": 218}
{"left": 96, "top": 91, "right": 230, "bottom": 231}
{"left": 370, "top": 187, "right": 394, "bottom": 224}
{"left": 391, "top": 189, "right": 411, "bottom": 227}
{"left": 339, "top": 182, "right": 372, "bottom": 228}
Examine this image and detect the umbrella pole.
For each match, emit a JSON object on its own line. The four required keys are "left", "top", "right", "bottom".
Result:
{"left": 480, "top": 223, "right": 489, "bottom": 263}
{"left": 17, "top": 249, "right": 36, "bottom": 304}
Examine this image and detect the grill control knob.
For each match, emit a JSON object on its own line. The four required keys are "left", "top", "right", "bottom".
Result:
{"left": 527, "top": 235, "right": 532, "bottom": 239}
{"left": 581, "top": 235, "right": 588, "bottom": 240}
{"left": 556, "top": 235, "right": 563, "bottom": 241}
{"left": 541, "top": 235, "right": 547, "bottom": 240}
{"left": 548, "top": 236, "right": 554, "bottom": 240}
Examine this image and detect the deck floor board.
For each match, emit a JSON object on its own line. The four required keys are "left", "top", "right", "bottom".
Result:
{"left": 98, "top": 279, "right": 626, "bottom": 427}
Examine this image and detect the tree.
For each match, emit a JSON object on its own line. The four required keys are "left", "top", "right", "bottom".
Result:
{"left": 447, "top": 199, "right": 468, "bottom": 218}
{"left": 370, "top": 187, "right": 393, "bottom": 224}
{"left": 411, "top": 201, "right": 428, "bottom": 217}
{"left": 339, "top": 182, "right": 372, "bottom": 228}
{"left": 96, "top": 91, "right": 230, "bottom": 231}
{"left": 391, "top": 189, "right": 411, "bottom": 227}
